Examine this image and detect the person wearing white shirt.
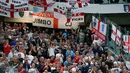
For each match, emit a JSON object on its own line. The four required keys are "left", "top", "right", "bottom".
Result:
{"left": 14, "top": 52, "right": 25, "bottom": 59}
{"left": 63, "top": 66, "right": 69, "bottom": 73}
{"left": 56, "top": 49, "right": 64, "bottom": 63}
{"left": 125, "top": 58, "right": 130, "bottom": 70}
{"left": 92, "top": 38, "right": 99, "bottom": 46}
{"left": 107, "top": 53, "right": 114, "bottom": 61}
{"left": 27, "top": 31, "right": 33, "bottom": 40}
{"left": 28, "top": 63, "right": 39, "bottom": 73}
{"left": 48, "top": 44, "right": 55, "bottom": 57}
{"left": 8, "top": 48, "right": 15, "bottom": 61}
{"left": 26, "top": 54, "right": 34, "bottom": 64}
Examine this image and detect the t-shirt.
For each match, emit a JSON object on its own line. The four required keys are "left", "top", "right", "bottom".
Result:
{"left": 48, "top": 47, "right": 55, "bottom": 57}
{"left": 74, "top": 56, "right": 81, "bottom": 63}
{"left": 28, "top": 68, "right": 37, "bottom": 73}
{"left": 126, "top": 61, "right": 130, "bottom": 70}
{"left": 14, "top": 52, "right": 25, "bottom": 59}
{"left": 27, "top": 55, "right": 34, "bottom": 64}
{"left": 63, "top": 71, "right": 69, "bottom": 73}
{"left": 92, "top": 40, "right": 99, "bottom": 46}
{"left": 3, "top": 44, "right": 11, "bottom": 55}
{"left": 56, "top": 53, "right": 63, "bottom": 63}
{"left": 28, "top": 32, "right": 33, "bottom": 40}
{"left": 17, "top": 68, "right": 26, "bottom": 73}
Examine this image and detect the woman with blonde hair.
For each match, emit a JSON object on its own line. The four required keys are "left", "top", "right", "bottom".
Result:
{"left": 3, "top": 40, "right": 11, "bottom": 56}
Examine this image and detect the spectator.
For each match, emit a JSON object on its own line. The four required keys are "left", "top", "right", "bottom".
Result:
{"left": 64, "top": 57, "right": 73, "bottom": 66}
{"left": 78, "top": 29, "right": 85, "bottom": 43}
{"left": 100, "top": 62, "right": 107, "bottom": 73}
{"left": 3, "top": 40, "right": 11, "bottom": 56}
{"left": 66, "top": 45, "right": 75, "bottom": 59}
{"left": 28, "top": 63, "right": 39, "bottom": 73}
{"left": 17, "top": 63, "right": 27, "bottom": 73}
{"left": 0, "top": 22, "right": 128, "bottom": 73}
{"left": 56, "top": 49, "right": 64, "bottom": 63}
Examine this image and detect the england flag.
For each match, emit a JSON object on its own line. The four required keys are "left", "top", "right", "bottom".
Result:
{"left": 111, "top": 24, "right": 121, "bottom": 46}
{"left": 92, "top": 16, "right": 107, "bottom": 41}
{"left": 123, "top": 35, "right": 130, "bottom": 53}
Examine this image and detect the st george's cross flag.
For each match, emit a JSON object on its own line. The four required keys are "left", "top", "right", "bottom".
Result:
{"left": 111, "top": 24, "right": 121, "bottom": 46}
{"left": 54, "top": 8, "right": 84, "bottom": 23}
{"left": 0, "top": 4, "right": 28, "bottom": 18}
{"left": 6, "top": 0, "right": 9, "bottom": 3}
{"left": 28, "top": 0, "right": 55, "bottom": 12}
{"left": 0, "top": 0, "right": 28, "bottom": 18}
{"left": 67, "top": 0, "right": 88, "bottom": 8}
{"left": 92, "top": 16, "right": 107, "bottom": 41}
{"left": 123, "top": 35, "right": 130, "bottom": 53}
{"left": 5, "top": 0, "right": 27, "bottom": 4}
{"left": 33, "top": 0, "right": 48, "bottom": 11}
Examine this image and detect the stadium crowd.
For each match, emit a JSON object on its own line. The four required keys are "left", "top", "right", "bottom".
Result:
{"left": 0, "top": 22, "right": 130, "bottom": 73}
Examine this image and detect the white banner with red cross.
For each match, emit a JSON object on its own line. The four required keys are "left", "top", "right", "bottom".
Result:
{"left": 54, "top": 8, "right": 84, "bottom": 29}
{"left": 32, "top": 12, "right": 81, "bottom": 29}
{"left": 54, "top": 8, "right": 84, "bottom": 22}
{"left": 123, "top": 35, "right": 130, "bottom": 53}
{"left": 32, "top": 12, "right": 58, "bottom": 28}
{"left": 92, "top": 16, "right": 107, "bottom": 41}
{"left": 111, "top": 24, "right": 121, "bottom": 46}
{"left": 66, "top": 0, "right": 89, "bottom": 8}
{"left": 4, "top": 0, "right": 27, "bottom": 4}
{"left": 29, "top": 1, "right": 88, "bottom": 13}
{"left": 28, "top": 0, "right": 55, "bottom": 12}
{"left": 0, "top": 1, "right": 29, "bottom": 18}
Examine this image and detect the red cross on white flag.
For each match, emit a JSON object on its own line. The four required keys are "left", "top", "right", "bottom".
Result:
{"left": 43, "top": 0, "right": 47, "bottom": 11}
{"left": 10, "top": 4, "right": 14, "bottom": 18}
{"left": 9, "top": 4, "right": 28, "bottom": 18}
{"left": 92, "top": 16, "right": 107, "bottom": 40}
{"left": 6, "top": 0, "right": 9, "bottom": 3}
{"left": 32, "top": 0, "right": 54, "bottom": 11}
{"left": 67, "top": 0, "right": 83, "bottom": 8}
{"left": 0, "top": 3, "right": 28, "bottom": 18}
{"left": 123, "top": 35, "right": 130, "bottom": 53}
{"left": 77, "top": 0, "right": 82, "bottom": 8}
{"left": 111, "top": 24, "right": 121, "bottom": 46}
{"left": 54, "top": 8, "right": 84, "bottom": 23}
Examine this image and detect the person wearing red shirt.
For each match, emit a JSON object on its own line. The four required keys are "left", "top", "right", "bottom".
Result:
{"left": 3, "top": 40, "right": 11, "bottom": 55}
{"left": 19, "top": 24, "right": 24, "bottom": 29}
{"left": 74, "top": 51, "right": 81, "bottom": 63}
{"left": 17, "top": 63, "right": 27, "bottom": 73}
